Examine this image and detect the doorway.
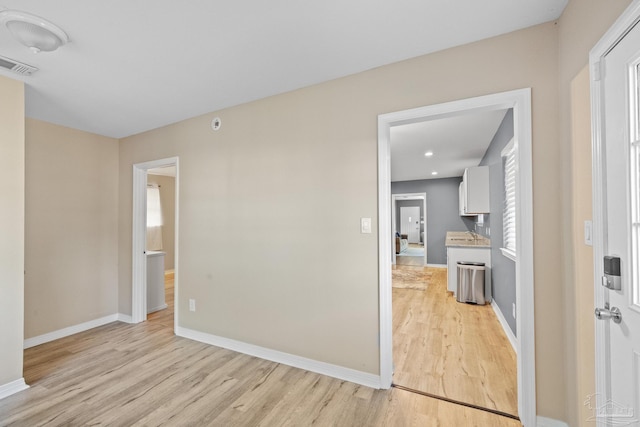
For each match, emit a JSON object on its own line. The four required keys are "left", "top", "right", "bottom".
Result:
{"left": 146, "top": 166, "right": 177, "bottom": 330}
{"left": 132, "top": 157, "right": 179, "bottom": 332}
{"left": 392, "top": 193, "right": 427, "bottom": 267}
{"left": 378, "top": 89, "right": 536, "bottom": 426}
{"left": 400, "top": 206, "right": 420, "bottom": 242}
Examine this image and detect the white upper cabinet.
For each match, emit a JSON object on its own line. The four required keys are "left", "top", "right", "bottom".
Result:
{"left": 459, "top": 166, "right": 490, "bottom": 215}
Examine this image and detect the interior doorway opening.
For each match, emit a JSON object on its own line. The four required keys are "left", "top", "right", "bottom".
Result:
{"left": 132, "top": 157, "right": 179, "bottom": 333}
{"left": 145, "top": 166, "right": 177, "bottom": 329}
{"left": 378, "top": 89, "right": 535, "bottom": 426}
{"left": 392, "top": 193, "right": 427, "bottom": 267}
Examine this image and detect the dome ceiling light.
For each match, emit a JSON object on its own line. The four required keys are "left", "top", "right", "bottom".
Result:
{"left": 0, "top": 10, "right": 69, "bottom": 53}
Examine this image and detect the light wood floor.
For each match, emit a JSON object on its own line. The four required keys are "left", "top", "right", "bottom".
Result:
{"left": 392, "top": 265, "right": 518, "bottom": 417}
{"left": 396, "top": 243, "right": 425, "bottom": 267}
{"left": 0, "top": 274, "right": 521, "bottom": 426}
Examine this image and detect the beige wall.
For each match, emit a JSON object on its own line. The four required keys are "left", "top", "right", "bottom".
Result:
{"left": 24, "top": 119, "right": 119, "bottom": 338}
{"left": 147, "top": 174, "right": 175, "bottom": 270}
{"left": 6, "top": 1, "right": 631, "bottom": 421}
{"left": 0, "top": 76, "right": 25, "bottom": 386}
{"left": 570, "top": 65, "right": 596, "bottom": 427}
{"left": 558, "top": 0, "right": 633, "bottom": 425}
{"left": 119, "top": 22, "right": 564, "bottom": 415}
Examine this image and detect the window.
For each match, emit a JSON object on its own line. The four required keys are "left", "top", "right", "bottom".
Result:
{"left": 147, "top": 186, "right": 162, "bottom": 227}
{"left": 631, "top": 63, "right": 640, "bottom": 306}
{"left": 501, "top": 138, "right": 517, "bottom": 261}
{"left": 146, "top": 185, "right": 163, "bottom": 250}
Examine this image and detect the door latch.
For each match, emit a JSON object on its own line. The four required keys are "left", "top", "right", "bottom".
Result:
{"left": 595, "top": 302, "right": 622, "bottom": 324}
{"left": 602, "top": 256, "right": 621, "bottom": 290}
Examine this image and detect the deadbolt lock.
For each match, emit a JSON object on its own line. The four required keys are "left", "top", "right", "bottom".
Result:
{"left": 602, "top": 256, "right": 622, "bottom": 290}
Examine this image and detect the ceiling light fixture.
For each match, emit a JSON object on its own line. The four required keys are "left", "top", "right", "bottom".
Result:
{"left": 431, "top": 171, "right": 438, "bottom": 176}
{"left": 424, "top": 151, "right": 434, "bottom": 157}
{"left": 0, "top": 10, "right": 69, "bottom": 53}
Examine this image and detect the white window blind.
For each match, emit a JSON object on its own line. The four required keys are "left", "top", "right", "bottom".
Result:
{"left": 147, "top": 186, "right": 162, "bottom": 227}
{"left": 502, "top": 138, "right": 517, "bottom": 261}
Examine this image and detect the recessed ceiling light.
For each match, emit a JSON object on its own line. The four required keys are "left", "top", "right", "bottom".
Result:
{"left": 424, "top": 151, "right": 434, "bottom": 157}
{"left": 431, "top": 171, "right": 438, "bottom": 176}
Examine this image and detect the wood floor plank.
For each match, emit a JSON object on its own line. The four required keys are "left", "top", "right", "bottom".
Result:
{"left": 0, "top": 275, "right": 521, "bottom": 426}
{"left": 392, "top": 265, "right": 518, "bottom": 416}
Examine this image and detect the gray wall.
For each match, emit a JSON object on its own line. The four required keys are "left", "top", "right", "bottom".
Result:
{"left": 395, "top": 200, "right": 424, "bottom": 242}
{"left": 391, "top": 177, "right": 467, "bottom": 265}
{"left": 476, "top": 108, "right": 516, "bottom": 336}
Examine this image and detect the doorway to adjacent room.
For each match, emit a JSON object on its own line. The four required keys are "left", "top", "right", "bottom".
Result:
{"left": 131, "top": 157, "right": 179, "bottom": 333}
{"left": 378, "top": 89, "right": 535, "bottom": 426}
{"left": 392, "top": 193, "right": 427, "bottom": 267}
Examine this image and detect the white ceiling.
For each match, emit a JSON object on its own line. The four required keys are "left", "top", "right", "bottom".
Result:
{"left": 148, "top": 166, "right": 176, "bottom": 178}
{"left": 0, "top": 0, "right": 566, "bottom": 139}
{"left": 390, "top": 109, "right": 509, "bottom": 182}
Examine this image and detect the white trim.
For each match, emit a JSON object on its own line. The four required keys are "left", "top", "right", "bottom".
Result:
{"left": 589, "top": 3, "right": 640, "bottom": 425}
{"left": 176, "top": 326, "right": 381, "bottom": 389}
{"left": 148, "top": 303, "right": 168, "bottom": 313}
{"left": 0, "top": 378, "right": 29, "bottom": 400}
{"left": 23, "top": 314, "right": 119, "bottom": 349}
{"left": 501, "top": 247, "right": 517, "bottom": 261}
{"left": 117, "top": 313, "right": 133, "bottom": 323}
{"left": 391, "top": 192, "right": 427, "bottom": 266}
{"left": 491, "top": 300, "right": 517, "bottom": 353}
{"left": 426, "top": 263, "right": 447, "bottom": 268}
{"left": 132, "top": 157, "right": 179, "bottom": 331}
{"left": 536, "top": 416, "right": 570, "bottom": 427}
{"left": 378, "top": 88, "right": 536, "bottom": 426}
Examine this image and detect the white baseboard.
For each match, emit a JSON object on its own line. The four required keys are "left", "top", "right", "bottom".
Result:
{"left": 0, "top": 378, "right": 29, "bottom": 400}
{"left": 24, "top": 314, "right": 120, "bottom": 349}
{"left": 426, "top": 263, "right": 447, "bottom": 268}
{"left": 491, "top": 300, "right": 517, "bottom": 353}
{"left": 117, "top": 313, "right": 134, "bottom": 323}
{"left": 537, "top": 416, "right": 569, "bottom": 427}
{"left": 176, "top": 326, "right": 381, "bottom": 389}
{"left": 147, "top": 304, "right": 168, "bottom": 314}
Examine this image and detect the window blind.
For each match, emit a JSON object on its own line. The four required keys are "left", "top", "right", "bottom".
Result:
{"left": 147, "top": 186, "right": 162, "bottom": 227}
{"left": 502, "top": 139, "right": 517, "bottom": 258}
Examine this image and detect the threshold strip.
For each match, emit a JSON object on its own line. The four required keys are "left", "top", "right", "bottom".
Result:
{"left": 392, "top": 383, "right": 520, "bottom": 421}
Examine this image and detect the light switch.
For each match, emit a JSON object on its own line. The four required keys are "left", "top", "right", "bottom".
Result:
{"left": 584, "top": 220, "right": 593, "bottom": 246}
{"left": 361, "top": 217, "right": 372, "bottom": 234}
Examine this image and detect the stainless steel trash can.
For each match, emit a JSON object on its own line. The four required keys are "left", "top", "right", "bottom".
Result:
{"left": 456, "top": 262, "right": 486, "bottom": 305}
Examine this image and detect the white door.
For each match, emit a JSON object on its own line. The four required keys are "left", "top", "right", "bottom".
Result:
{"left": 594, "top": 17, "right": 640, "bottom": 426}
{"left": 400, "top": 206, "right": 420, "bottom": 243}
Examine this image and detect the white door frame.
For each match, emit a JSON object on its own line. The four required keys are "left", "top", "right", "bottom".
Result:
{"left": 132, "top": 156, "right": 179, "bottom": 331}
{"left": 391, "top": 193, "right": 427, "bottom": 266}
{"left": 378, "top": 88, "right": 535, "bottom": 425}
{"left": 590, "top": 1, "right": 640, "bottom": 421}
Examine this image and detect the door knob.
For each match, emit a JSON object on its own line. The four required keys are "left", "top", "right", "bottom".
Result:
{"left": 595, "top": 305, "right": 622, "bottom": 324}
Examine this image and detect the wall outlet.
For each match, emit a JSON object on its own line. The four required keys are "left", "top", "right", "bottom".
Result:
{"left": 512, "top": 303, "right": 516, "bottom": 319}
{"left": 189, "top": 299, "right": 196, "bottom": 312}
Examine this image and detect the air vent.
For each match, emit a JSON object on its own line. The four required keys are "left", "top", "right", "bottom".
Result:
{"left": 0, "top": 54, "right": 37, "bottom": 75}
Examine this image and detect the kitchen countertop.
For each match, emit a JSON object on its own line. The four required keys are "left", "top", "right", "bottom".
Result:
{"left": 445, "top": 231, "right": 491, "bottom": 248}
